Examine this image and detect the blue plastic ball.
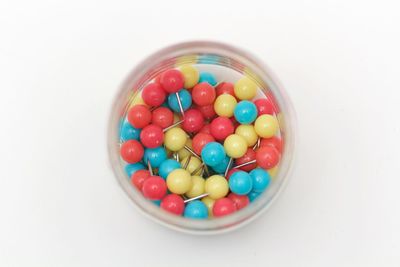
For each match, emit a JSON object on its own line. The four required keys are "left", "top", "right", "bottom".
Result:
{"left": 120, "top": 120, "right": 141, "bottom": 141}
{"left": 184, "top": 200, "right": 208, "bottom": 219}
{"left": 158, "top": 159, "right": 181, "bottom": 179}
{"left": 168, "top": 89, "right": 192, "bottom": 113}
{"left": 234, "top": 100, "right": 258, "bottom": 124}
{"left": 198, "top": 55, "right": 219, "bottom": 65}
{"left": 211, "top": 156, "right": 231, "bottom": 174}
{"left": 124, "top": 163, "right": 146, "bottom": 177}
{"left": 152, "top": 200, "right": 161, "bottom": 206}
{"left": 248, "top": 191, "right": 261, "bottom": 202}
{"left": 201, "top": 142, "right": 226, "bottom": 167}
{"left": 249, "top": 168, "right": 271, "bottom": 193}
{"left": 143, "top": 147, "right": 167, "bottom": 168}
{"left": 229, "top": 171, "right": 253, "bottom": 195}
{"left": 199, "top": 72, "right": 217, "bottom": 86}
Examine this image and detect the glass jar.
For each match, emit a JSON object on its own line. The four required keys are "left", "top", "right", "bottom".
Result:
{"left": 107, "top": 41, "right": 296, "bottom": 234}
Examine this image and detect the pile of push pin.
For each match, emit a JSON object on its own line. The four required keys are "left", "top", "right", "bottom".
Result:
{"left": 119, "top": 65, "right": 282, "bottom": 219}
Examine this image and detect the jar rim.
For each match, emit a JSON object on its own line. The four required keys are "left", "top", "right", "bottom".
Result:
{"left": 107, "top": 40, "right": 297, "bottom": 234}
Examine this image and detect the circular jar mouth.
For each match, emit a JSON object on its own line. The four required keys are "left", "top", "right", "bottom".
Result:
{"left": 107, "top": 41, "right": 296, "bottom": 234}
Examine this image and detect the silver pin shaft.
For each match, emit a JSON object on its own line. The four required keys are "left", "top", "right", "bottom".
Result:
{"left": 183, "top": 155, "right": 192, "bottom": 169}
{"left": 224, "top": 158, "right": 233, "bottom": 177}
{"left": 183, "top": 193, "right": 209, "bottom": 203}
{"left": 233, "top": 159, "right": 257, "bottom": 169}
{"left": 175, "top": 92, "right": 185, "bottom": 117}
{"left": 147, "top": 160, "right": 153, "bottom": 176}
{"left": 163, "top": 120, "right": 184, "bottom": 132}
{"left": 253, "top": 138, "right": 261, "bottom": 150}
{"left": 191, "top": 162, "right": 204, "bottom": 175}
{"left": 184, "top": 145, "right": 201, "bottom": 159}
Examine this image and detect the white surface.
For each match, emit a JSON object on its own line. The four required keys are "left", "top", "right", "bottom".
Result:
{"left": 1, "top": 0, "right": 399, "bottom": 266}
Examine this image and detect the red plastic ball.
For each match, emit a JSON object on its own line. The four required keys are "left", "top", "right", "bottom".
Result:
{"left": 142, "top": 83, "right": 166, "bottom": 107}
{"left": 260, "top": 136, "right": 282, "bottom": 153}
{"left": 216, "top": 82, "right": 236, "bottom": 98}
{"left": 196, "top": 104, "right": 216, "bottom": 120}
{"left": 199, "top": 124, "right": 211, "bottom": 135}
{"left": 213, "top": 198, "right": 237, "bottom": 217}
{"left": 228, "top": 193, "right": 250, "bottom": 210}
{"left": 161, "top": 194, "right": 185, "bottom": 215}
{"left": 210, "top": 117, "right": 234, "bottom": 141}
{"left": 192, "top": 82, "right": 216, "bottom": 106}
{"left": 151, "top": 107, "right": 174, "bottom": 128}
{"left": 265, "top": 92, "right": 280, "bottom": 113}
{"left": 160, "top": 69, "right": 184, "bottom": 93}
{"left": 256, "top": 146, "right": 280, "bottom": 169}
{"left": 192, "top": 133, "right": 215, "bottom": 155}
{"left": 226, "top": 168, "right": 240, "bottom": 180}
{"left": 127, "top": 105, "right": 151, "bottom": 129}
{"left": 140, "top": 124, "right": 164, "bottom": 148}
{"left": 142, "top": 176, "right": 167, "bottom": 200}
{"left": 120, "top": 140, "right": 144, "bottom": 163}
{"left": 254, "top": 98, "right": 274, "bottom": 115}
{"left": 131, "top": 169, "right": 151, "bottom": 190}
{"left": 235, "top": 148, "right": 257, "bottom": 171}
{"left": 182, "top": 109, "right": 204, "bottom": 133}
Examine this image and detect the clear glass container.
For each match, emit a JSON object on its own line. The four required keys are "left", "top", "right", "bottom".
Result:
{"left": 107, "top": 41, "right": 296, "bottom": 234}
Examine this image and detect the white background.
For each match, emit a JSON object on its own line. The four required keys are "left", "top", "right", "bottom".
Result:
{"left": 1, "top": 0, "right": 399, "bottom": 266}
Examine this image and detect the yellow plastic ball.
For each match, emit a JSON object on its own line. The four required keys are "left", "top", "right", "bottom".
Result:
{"left": 180, "top": 156, "right": 202, "bottom": 176}
{"left": 165, "top": 128, "right": 188, "bottom": 151}
{"left": 214, "top": 94, "right": 237, "bottom": 117}
{"left": 267, "top": 166, "right": 279, "bottom": 178}
{"left": 130, "top": 93, "right": 147, "bottom": 107}
{"left": 166, "top": 169, "right": 192, "bottom": 194}
{"left": 234, "top": 77, "right": 257, "bottom": 100}
{"left": 201, "top": 196, "right": 215, "bottom": 217}
{"left": 175, "top": 55, "right": 198, "bottom": 66}
{"left": 204, "top": 175, "right": 229, "bottom": 200}
{"left": 178, "top": 139, "right": 192, "bottom": 159}
{"left": 180, "top": 65, "right": 199, "bottom": 89}
{"left": 254, "top": 114, "right": 279, "bottom": 138}
{"left": 235, "top": 125, "right": 258, "bottom": 147}
{"left": 186, "top": 176, "right": 205, "bottom": 198}
{"left": 223, "top": 134, "right": 248, "bottom": 159}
